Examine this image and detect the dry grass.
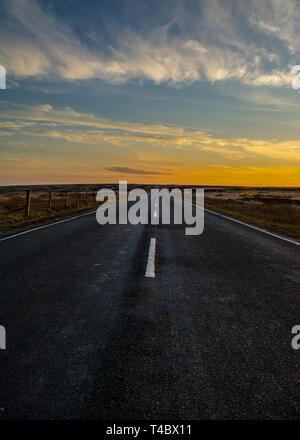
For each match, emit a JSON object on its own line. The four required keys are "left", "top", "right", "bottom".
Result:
{"left": 1, "top": 185, "right": 299, "bottom": 241}
{"left": 204, "top": 190, "right": 300, "bottom": 241}
{"left": 0, "top": 183, "right": 145, "bottom": 238}
{"left": 0, "top": 207, "right": 98, "bottom": 238}
{"left": 0, "top": 189, "right": 103, "bottom": 238}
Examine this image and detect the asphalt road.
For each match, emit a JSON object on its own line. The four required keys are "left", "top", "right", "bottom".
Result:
{"left": 0, "top": 198, "right": 299, "bottom": 420}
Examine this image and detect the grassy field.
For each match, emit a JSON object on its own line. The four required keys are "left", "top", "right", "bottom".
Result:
{"left": 203, "top": 187, "right": 300, "bottom": 241}
{"left": 0, "top": 183, "right": 155, "bottom": 238}
{"left": 0, "top": 206, "right": 99, "bottom": 238}
{"left": 0, "top": 184, "right": 120, "bottom": 238}
{"left": 0, "top": 185, "right": 299, "bottom": 241}
{"left": 0, "top": 194, "right": 99, "bottom": 238}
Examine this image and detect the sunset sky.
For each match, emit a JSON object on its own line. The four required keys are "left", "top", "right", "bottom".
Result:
{"left": 0, "top": 0, "right": 300, "bottom": 186}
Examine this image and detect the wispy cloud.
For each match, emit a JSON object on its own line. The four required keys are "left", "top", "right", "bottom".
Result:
{"left": 249, "top": 0, "right": 300, "bottom": 54}
{"left": 0, "top": 0, "right": 297, "bottom": 87}
{"left": 1, "top": 103, "right": 300, "bottom": 162}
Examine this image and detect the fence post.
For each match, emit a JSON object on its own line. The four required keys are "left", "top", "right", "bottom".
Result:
{"left": 85, "top": 191, "right": 88, "bottom": 206}
{"left": 25, "top": 190, "right": 31, "bottom": 216}
{"left": 48, "top": 191, "right": 52, "bottom": 209}
{"left": 75, "top": 192, "right": 78, "bottom": 209}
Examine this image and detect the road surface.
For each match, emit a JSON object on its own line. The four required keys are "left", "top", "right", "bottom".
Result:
{"left": 0, "top": 199, "right": 299, "bottom": 419}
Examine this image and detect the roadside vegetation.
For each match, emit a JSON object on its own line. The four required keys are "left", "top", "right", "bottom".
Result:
{"left": 204, "top": 191, "right": 300, "bottom": 241}
{"left": 0, "top": 183, "right": 148, "bottom": 238}
{"left": 1, "top": 185, "right": 299, "bottom": 241}
{"left": 0, "top": 190, "right": 102, "bottom": 238}
{"left": 0, "top": 205, "right": 101, "bottom": 238}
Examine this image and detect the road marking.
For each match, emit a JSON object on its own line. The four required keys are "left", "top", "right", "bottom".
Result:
{"left": 0, "top": 200, "right": 132, "bottom": 242}
{"left": 0, "top": 209, "right": 98, "bottom": 242}
{"left": 145, "top": 237, "right": 156, "bottom": 278}
{"left": 179, "top": 196, "right": 299, "bottom": 246}
{"left": 201, "top": 205, "right": 300, "bottom": 246}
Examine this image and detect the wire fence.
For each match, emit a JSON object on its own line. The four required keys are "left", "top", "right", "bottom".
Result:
{"left": 0, "top": 189, "right": 102, "bottom": 216}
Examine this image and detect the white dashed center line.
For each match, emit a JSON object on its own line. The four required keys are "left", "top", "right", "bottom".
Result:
{"left": 145, "top": 237, "right": 156, "bottom": 278}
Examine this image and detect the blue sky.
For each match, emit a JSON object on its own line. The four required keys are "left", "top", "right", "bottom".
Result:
{"left": 0, "top": 0, "right": 300, "bottom": 185}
